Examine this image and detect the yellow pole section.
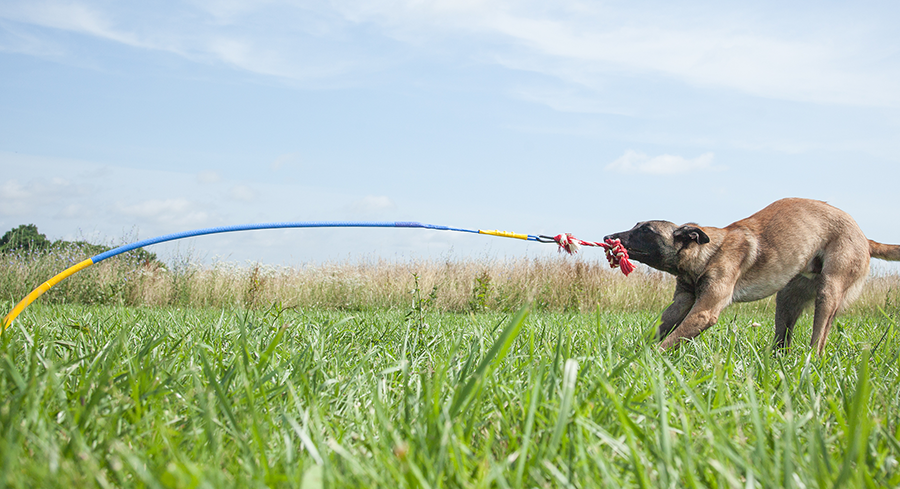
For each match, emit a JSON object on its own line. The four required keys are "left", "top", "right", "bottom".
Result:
{"left": 478, "top": 229, "right": 529, "bottom": 240}
{"left": 1, "top": 258, "right": 95, "bottom": 331}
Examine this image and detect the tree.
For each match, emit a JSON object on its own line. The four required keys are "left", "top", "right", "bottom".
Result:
{"left": 0, "top": 224, "right": 160, "bottom": 264}
{"left": 0, "top": 224, "right": 51, "bottom": 253}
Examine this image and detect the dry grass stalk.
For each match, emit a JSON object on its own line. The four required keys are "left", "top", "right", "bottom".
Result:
{"left": 3, "top": 248, "right": 900, "bottom": 315}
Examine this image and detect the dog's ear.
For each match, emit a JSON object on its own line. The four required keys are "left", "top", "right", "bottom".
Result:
{"left": 673, "top": 225, "right": 710, "bottom": 245}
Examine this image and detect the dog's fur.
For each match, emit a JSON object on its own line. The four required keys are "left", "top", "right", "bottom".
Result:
{"left": 604, "top": 198, "right": 900, "bottom": 354}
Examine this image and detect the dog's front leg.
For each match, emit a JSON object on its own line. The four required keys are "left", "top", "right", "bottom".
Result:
{"left": 657, "top": 279, "right": 695, "bottom": 341}
{"left": 658, "top": 278, "right": 733, "bottom": 350}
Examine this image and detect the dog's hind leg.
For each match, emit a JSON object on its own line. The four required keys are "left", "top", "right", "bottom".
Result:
{"left": 810, "top": 278, "right": 845, "bottom": 355}
{"left": 774, "top": 275, "right": 816, "bottom": 351}
{"left": 810, "top": 241, "right": 870, "bottom": 354}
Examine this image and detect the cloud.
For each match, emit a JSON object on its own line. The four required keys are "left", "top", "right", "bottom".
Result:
{"left": 605, "top": 150, "right": 718, "bottom": 175}
{"left": 206, "top": 36, "right": 289, "bottom": 78}
{"left": 197, "top": 171, "right": 222, "bottom": 184}
{"left": 0, "top": 180, "right": 31, "bottom": 216}
{"left": 0, "top": 1, "right": 167, "bottom": 51}
{"left": 229, "top": 184, "right": 256, "bottom": 202}
{"left": 307, "top": 1, "right": 900, "bottom": 107}
{"left": 118, "top": 198, "right": 209, "bottom": 227}
{"left": 0, "top": 18, "right": 66, "bottom": 56}
{"left": 511, "top": 85, "right": 635, "bottom": 116}
{"left": 271, "top": 153, "right": 301, "bottom": 171}
{"left": 0, "top": 179, "right": 31, "bottom": 200}
{"left": 2, "top": 1, "right": 898, "bottom": 107}
{"left": 55, "top": 203, "right": 91, "bottom": 219}
{"left": 0, "top": 177, "right": 88, "bottom": 216}
{"left": 346, "top": 195, "right": 396, "bottom": 214}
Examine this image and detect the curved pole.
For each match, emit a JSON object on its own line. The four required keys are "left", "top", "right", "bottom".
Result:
{"left": 2, "top": 221, "right": 542, "bottom": 330}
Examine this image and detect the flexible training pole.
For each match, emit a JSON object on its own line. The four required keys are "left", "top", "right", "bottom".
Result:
{"left": 1, "top": 221, "right": 633, "bottom": 331}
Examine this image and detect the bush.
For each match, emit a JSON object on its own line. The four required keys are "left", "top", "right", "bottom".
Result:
{"left": 0, "top": 224, "right": 51, "bottom": 253}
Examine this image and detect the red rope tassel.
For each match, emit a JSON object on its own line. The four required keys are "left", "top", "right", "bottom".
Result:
{"left": 552, "top": 233, "right": 580, "bottom": 255}
{"left": 604, "top": 238, "right": 635, "bottom": 276}
{"left": 551, "top": 234, "right": 636, "bottom": 276}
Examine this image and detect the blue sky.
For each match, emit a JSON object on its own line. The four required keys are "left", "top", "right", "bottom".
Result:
{"left": 2, "top": 1, "right": 900, "bottom": 268}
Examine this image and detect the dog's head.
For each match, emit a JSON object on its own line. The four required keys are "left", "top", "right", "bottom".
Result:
{"left": 604, "top": 221, "right": 710, "bottom": 274}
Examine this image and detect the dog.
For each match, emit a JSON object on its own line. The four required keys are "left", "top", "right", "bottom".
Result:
{"left": 604, "top": 198, "right": 900, "bottom": 354}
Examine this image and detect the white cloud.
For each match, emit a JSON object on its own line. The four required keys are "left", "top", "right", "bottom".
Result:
{"left": 4, "top": 1, "right": 897, "bottom": 106}
{"left": 197, "top": 170, "right": 222, "bottom": 184}
{"left": 55, "top": 203, "right": 91, "bottom": 219}
{"left": 0, "top": 180, "right": 31, "bottom": 200}
{"left": 118, "top": 198, "right": 209, "bottom": 227}
{"left": 605, "top": 150, "right": 718, "bottom": 175}
{"left": 347, "top": 195, "right": 396, "bottom": 215}
{"left": 271, "top": 153, "right": 301, "bottom": 171}
{"left": 0, "top": 1, "right": 168, "bottom": 51}
{"left": 0, "top": 19, "right": 65, "bottom": 56}
{"left": 229, "top": 184, "right": 256, "bottom": 202}
{"left": 511, "top": 85, "right": 634, "bottom": 116}
{"left": 206, "top": 36, "right": 283, "bottom": 77}
{"left": 317, "top": 1, "right": 900, "bottom": 107}
{"left": 0, "top": 181, "right": 31, "bottom": 216}
{"left": 0, "top": 177, "right": 88, "bottom": 216}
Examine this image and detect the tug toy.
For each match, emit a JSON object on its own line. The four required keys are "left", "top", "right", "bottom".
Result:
{"left": 549, "top": 233, "right": 636, "bottom": 276}
{"left": 1, "top": 221, "right": 634, "bottom": 330}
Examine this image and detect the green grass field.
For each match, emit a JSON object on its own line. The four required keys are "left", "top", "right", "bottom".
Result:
{"left": 2, "top": 293, "right": 899, "bottom": 488}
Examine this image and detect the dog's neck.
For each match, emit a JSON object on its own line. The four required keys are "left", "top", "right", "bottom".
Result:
{"left": 673, "top": 226, "right": 727, "bottom": 279}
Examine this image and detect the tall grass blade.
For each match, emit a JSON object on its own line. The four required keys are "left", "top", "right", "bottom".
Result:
{"left": 448, "top": 305, "right": 530, "bottom": 418}
{"left": 834, "top": 349, "right": 872, "bottom": 487}
{"left": 515, "top": 367, "right": 543, "bottom": 487}
{"left": 548, "top": 358, "right": 578, "bottom": 456}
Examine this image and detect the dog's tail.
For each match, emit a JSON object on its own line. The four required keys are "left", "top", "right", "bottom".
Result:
{"left": 869, "top": 240, "right": 900, "bottom": 261}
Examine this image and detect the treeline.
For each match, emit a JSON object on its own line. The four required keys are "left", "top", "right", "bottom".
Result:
{"left": 0, "top": 224, "right": 158, "bottom": 264}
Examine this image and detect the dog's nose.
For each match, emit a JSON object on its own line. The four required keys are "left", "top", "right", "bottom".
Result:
{"left": 603, "top": 234, "right": 614, "bottom": 242}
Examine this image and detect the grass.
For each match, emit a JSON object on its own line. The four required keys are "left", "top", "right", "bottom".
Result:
{"left": 2, "top": 253, "right": 900, "bottom": 487}
{"left": 4, "top": 245, "right": 900, "bottom": 315}
{"left": 0, "top": 247, "right": 698, "bottom": 313}
{"left": 1, "top": 292, "right": 899, "bottom": 487}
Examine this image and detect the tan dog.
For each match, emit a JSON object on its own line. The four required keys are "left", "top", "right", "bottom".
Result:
{"left": 604, "top": 198, "right": 900, "bottom": 354}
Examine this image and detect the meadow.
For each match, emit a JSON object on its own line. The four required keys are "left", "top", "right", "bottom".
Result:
{"left": 1, "top": 249, "right": 900, "bottom": 487}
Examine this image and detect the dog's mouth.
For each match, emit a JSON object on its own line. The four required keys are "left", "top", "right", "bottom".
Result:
{"left": 622, "top": 247, "right": 646, "bottom": 259}
{"left": 605, "top": 236, "right": 645, "bottom": 261}
{"left": 612, "top": 242, "right": 636, "bottom": 254}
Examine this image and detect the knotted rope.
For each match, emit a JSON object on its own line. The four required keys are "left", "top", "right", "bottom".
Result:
{"left": 545, "top": 234, "right": 636, "bottom": 276}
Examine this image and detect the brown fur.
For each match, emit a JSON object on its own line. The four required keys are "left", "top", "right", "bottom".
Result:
{"left": 604, "top": 198, "right": 900, "bottom": 354}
